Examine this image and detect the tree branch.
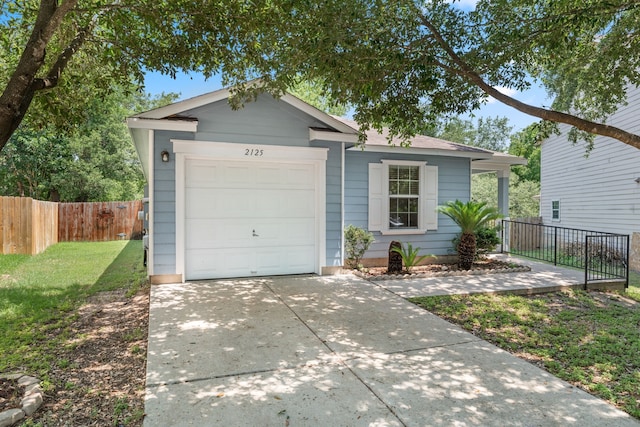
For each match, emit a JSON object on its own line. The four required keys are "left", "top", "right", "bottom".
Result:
{"left": 418, "top": 12, "right": 640, "bottom": 150}
{"left": 0, "top": 0, "right": 81, "bottom": 149}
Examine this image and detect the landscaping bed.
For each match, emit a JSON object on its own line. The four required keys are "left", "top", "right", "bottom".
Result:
{"left": 353, "top": 258, "right": 530, "bottom": 280}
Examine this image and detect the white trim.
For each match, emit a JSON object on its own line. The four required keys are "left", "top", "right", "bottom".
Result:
{"left": 381, "top": 159, "right": 428, "bottom": 167}
{"left": 172, "top": 139, "right": 328, "bottom": 161}
{"left": 126, "top": 117, "right": 198, "bottom": 132}
{"left": 137, "top": 88, "right": 234, "bottom": 119}
{"left": 341, "top": 142, "right": 345, "bottom": 265}
{"left": 175, "top": 151, "right": 186, "bottom": 282}
{"left": 381, "top": 229, "right": 427, "bottom": 236}
{"left": 350, "top": 145, "right": 493, "bottom": 159}
{"left": 309, "top": 128, "right": 358, "bottom": 143}
{"left": 282, "top": 94, "right": 358, "bottom": 134}
{"left": 173, "top": 141, "right": 328, "bottom": 280}
{"left": 147, "top": 130, "right": 155, "bottom": 277}
{"left": 551, "top": 199, "right": 561, "bottom": 222}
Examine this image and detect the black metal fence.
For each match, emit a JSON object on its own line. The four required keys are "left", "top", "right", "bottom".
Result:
{"left": 501, "top": 219, "right": 629, "bottom": 288}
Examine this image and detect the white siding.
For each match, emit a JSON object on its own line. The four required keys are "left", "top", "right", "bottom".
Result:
{"left": 540, "top": 84, "right": 640, "bottom": 236}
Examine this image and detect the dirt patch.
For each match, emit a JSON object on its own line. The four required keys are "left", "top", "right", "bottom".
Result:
{"left": 354, "top": 259, "right": 530, "bottom": 280}
{"left": 0, "top": 287, "right": 150, "bottom": 426}
{"left": 0, "top": 378, "right": 21, "bottom": 412}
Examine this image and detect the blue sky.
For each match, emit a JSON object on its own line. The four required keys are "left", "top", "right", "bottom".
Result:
{"left": 144, "top": 71, "right": 552, "bottom": 132}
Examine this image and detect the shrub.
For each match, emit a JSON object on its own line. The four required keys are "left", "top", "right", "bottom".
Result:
{"left": 452, "top": 226, "right": 501, "bottom": 260}
{"left": 391, "top": 242, "right": 433, "bottom": 273}
{"left": 475, "top": 226, "right": 501, "bottom": 256}
{"left": 344, "top": 225, "right": 374, "bottom": 270}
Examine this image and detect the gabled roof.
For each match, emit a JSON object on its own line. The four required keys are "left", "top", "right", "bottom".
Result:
{"left": 335, "top": 117, "right": 490, "bottom": 156}
{"left": 129, "top": 83, "right": 358, "bottom": 136}
{"left": 127, "top": 82, "right": 526, "bottom": 177}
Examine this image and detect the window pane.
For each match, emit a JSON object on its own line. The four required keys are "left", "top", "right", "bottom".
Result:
{"left": 390, "top": 196, "right": 419, "bottom": 228}
{"left": 388, "top": 165, "right": 421, "bottom": 229}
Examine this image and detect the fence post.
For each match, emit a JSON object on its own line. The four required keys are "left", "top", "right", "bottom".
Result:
{"left": 553, "top": 227, "right": 558, "bottom": 266}
{"left": 584, "top": 235, "right": 589, "bottom": 290}
{"left": 626, "top": 234, "right": 630, "bottom": 290}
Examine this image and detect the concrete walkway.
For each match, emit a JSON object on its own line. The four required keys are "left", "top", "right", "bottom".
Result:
{"left": 144, "top": 265, "right": 638, "bottom": 426}
{"left": 380, "top": 254, "right": 588, "bottom": 298}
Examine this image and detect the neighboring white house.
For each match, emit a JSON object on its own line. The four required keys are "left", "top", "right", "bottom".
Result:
{"left": 540, "top": 84, "right": 640, "bottom": 270}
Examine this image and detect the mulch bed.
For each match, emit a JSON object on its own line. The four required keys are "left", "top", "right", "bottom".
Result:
{"left": 0, "top": 287, "right": 149, "bottom": 426}
{"left": 353, "top": 258, "right": 530, "bottom": 280}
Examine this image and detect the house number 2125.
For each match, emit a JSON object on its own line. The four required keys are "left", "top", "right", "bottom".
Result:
{"left": 245, "top": 148, "right": 264, "bottom": 157}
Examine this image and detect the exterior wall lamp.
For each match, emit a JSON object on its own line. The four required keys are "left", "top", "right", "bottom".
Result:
{"left": 161, "top": 151, "right": 170, "bottom": 162}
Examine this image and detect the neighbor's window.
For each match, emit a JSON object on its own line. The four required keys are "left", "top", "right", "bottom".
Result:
{"left": 551, "top": 200, "right": 560, "bottom": 220}
{"left": 388, "top": 165, "right": 420, "bottom": 229}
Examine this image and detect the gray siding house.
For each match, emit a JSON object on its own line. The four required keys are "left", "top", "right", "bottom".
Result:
{"left": 540, "top": 85, "right": 640, "bottom": 270}
{"left": 128, "top": 86, "right": 524, "bottom": 283}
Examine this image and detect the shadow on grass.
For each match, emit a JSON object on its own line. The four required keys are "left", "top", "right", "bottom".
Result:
{"left": 0, "top": 240, "right": 145, "bottom": 372}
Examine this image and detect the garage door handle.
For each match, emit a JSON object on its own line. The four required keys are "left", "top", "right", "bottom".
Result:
{"left": 252, "top": 230, "right": 259, "bottom": 237}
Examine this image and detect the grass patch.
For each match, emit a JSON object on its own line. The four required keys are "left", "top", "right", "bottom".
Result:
{"left": 409, "top": 286, "right": 640, "bottom": 419}
{"left": 0, "top": 240, "right": 146, "bottom": 375}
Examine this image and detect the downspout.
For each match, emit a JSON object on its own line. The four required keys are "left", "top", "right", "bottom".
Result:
{"left": 341, "top": 141, "right": 345, "bottom": 267}
{"left": 147, "top": 130, "right": 155, "bottom": 277}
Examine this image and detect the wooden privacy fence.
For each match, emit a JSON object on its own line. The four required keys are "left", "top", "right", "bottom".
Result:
{"left": 1, "top": 196, "right": 59, "bottom": 255}
{"left": 58, "top": 200, "right": 144, "bottom": 242}
{"left": 508, "top": 216, "right": 543, "bottom": 251}
{"left": 1, "top": 197, "right": 144, "bottom": 255}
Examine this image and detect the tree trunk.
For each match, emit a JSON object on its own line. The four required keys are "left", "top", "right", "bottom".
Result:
{"left": 0, "top": 0, "right": 80, "bottom": 150}
{"left": 457, "top": 232, "right": 476, "bottom": 270}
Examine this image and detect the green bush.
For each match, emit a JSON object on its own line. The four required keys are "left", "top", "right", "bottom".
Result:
{"left": 391, "top": 242, "right": 433, "bottom": 273}
{"left": 452, "top": 226, "right": 501, "bottom": 259}
{"left": 475, "top": 226, "right": 501, "bottom": 256}
{"left": 344, "top": 225, "right": 374, "bottom": 270}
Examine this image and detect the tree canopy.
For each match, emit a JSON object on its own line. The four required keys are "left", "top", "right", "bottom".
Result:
{"left": 2, "top": 0, "right": 640, "bottom": 152}
{"left": 0, "top": 87, "right": 174, "bottom": 201}
{"left": 435, "top": 116, "right": 513, "bottom": 152}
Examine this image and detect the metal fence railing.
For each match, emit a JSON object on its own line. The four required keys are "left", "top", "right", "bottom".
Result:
{"left": 501, "top": 219, "right": 629, "bottom": 289}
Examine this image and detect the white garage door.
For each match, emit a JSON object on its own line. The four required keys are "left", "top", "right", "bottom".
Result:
{"left": 185, "top": 159, "right": 318, "bottom": 280}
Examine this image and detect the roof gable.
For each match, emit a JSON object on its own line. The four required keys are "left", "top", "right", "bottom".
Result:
{"left": 132, "top": 85, "right": 358, "bottom": 136}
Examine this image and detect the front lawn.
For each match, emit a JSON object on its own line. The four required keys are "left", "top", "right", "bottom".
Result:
{"left": 410, "top": 286, "right": 640, "bottom": 419}
{"left": 0, "top": 240, "right": 148, "bottom": 425}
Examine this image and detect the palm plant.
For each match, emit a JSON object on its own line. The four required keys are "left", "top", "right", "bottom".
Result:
{"left": 438, "top": 200, "right": 502, "bottom": 270}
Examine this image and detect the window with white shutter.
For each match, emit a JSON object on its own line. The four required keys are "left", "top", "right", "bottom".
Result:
{"left": 368, "top": 161, "right": 438, "bottom": 234}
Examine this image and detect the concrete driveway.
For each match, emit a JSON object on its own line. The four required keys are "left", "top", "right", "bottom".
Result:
{"left": 144, "top": 274, "right": 638, "bottom": 426}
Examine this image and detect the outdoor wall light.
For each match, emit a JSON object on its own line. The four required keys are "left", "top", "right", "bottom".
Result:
{"left": 161, "top": 150, "right": 170, "bottom": 162}
{"left": 635, "top": 177, "right": 640, "bottom": 184}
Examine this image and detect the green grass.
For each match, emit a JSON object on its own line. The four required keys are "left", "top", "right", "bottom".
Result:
{"left": 410, "top": 286, "right": 640, "bottom": 419}
{"left": 0, "top": 240, "right": 146, "bottom": 376}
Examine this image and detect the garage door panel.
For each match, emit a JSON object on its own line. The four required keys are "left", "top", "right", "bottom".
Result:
{"left": 186, "top": 162, "right": 221, "bottom": 187}
{"left": 282, "top": 190, "right": 316, "bottom": 217}
{"left": 225, "top": 164, "right": 254, "bottom": 186}
{"left": 286, "top": 166, "right": 315, "bottom": 188}
{"left": 185, "top": 158, "right": 319, "bottom": 279}
{"left": 187, "top": 188, "right": 259, "bottom": 218}
{"left": 276, "top": 219, "right": 315, "bottom": 244}
{"left": 254, "top": 246, "right": 315, "bottom": 275}
{"left": 187, "top": 248, "right": 252, "bottom": 280}
{"left": 186, "top": 219, "right": 253, "bottom": 249}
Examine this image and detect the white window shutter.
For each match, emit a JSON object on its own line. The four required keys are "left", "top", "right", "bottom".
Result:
{"left": 368, "top": 163, "right": 383, "bottom": 231}
{"left": 424, "top": 165, "right": 438, "bottom": 230}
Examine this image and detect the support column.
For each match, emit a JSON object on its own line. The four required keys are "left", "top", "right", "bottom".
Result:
{"left": 497, "top": 169, "right": 510, "bottom": 218}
